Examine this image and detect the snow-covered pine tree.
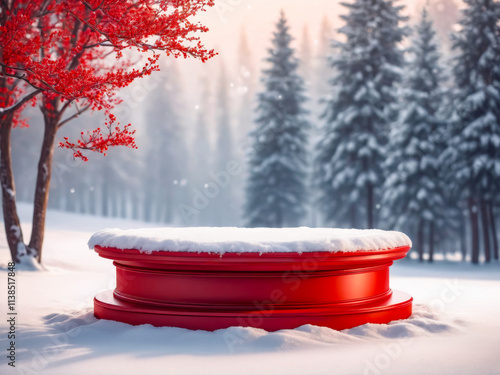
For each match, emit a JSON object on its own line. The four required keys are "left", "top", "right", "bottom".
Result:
{"left": 382, "top": 8, "right": 447, "bottom": 262}
{"left": 245, "top": 11, "right": 310, "bottom": 227}
{"left": 442, "top": 0, "right": 500, "bottom": 263}
{"left": 315, "top": 0, "right": 408, "bottom": 229}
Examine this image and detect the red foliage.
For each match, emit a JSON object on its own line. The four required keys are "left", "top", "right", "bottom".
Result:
{"left": 0, "top": 0, "right": 215, "bottom": 158}
{"left": 59, "top": 115, "right": 137, "bottom": 161}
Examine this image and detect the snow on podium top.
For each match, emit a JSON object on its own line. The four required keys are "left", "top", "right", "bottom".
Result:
{"left": 88, "top": 227, "right": 411, "bottom": 254}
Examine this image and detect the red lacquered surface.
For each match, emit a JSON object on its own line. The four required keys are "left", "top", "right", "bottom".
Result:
{"left": 93, "top": 245, "right": 413, "bottom": 331}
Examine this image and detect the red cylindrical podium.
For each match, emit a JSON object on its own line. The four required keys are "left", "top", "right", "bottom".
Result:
{"left": 90, "top": 228, "right": 412, "bottom": 331}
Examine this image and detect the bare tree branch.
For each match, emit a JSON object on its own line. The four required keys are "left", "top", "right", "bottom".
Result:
{"left": 81, "top": 0, "right": 106, "bottom": 12}
{"left": 0, "top": 89, "right": 41, "bottom": 114}
{"left": 57, "top": 103, "right": 91, "bottom": 128}
{"left": 2, "top": 70, "right": 46, "bottom": 91}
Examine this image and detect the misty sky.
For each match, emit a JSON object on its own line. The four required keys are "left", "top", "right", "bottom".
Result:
{"left": 194, "top": 0, "right": 439, "bottom": 69}
{"left": 165, "top": 0, "right": 457, "bottom": 128}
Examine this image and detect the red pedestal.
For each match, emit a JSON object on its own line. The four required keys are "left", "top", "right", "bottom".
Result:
{"left": 93, "top": 245, "right": 412, "bottom": 331}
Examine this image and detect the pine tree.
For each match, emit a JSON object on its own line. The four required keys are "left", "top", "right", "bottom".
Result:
{"left": 245, "top": 11, "right": 310, "bottom": 228}
{"left": 442, "top": 0, "right": 500, "bottom": 263}
{"left": 315, "top": 0, "right": 408, "bottom": 229}
{"left": 382, "top": 8, "right": 447, "bottom": 262}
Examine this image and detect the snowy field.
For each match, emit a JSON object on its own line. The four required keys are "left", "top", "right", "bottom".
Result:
{"left": 1, "top": 203, "right": 500, "bottom": 375}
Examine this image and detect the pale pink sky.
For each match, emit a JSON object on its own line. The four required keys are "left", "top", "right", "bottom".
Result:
{"left": 195, "top": 0, "right": 435, "bottom": 67}
{"left": 176, "top": 1, "right": 446, "bottom": 105}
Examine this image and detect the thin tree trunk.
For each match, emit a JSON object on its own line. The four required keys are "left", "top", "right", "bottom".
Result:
{"left": 83, "top": 189, "right": 90, "bottom": 214}
{"left": 276, "top": 204, "right": 283, "bottom": 228}
{"left": 350, "top": 205, "right": 357, "bottom": 228}
{"left": 367, "top": 183, "right": 373, "bottom": 229}
{"left": 417, "top": 219, "right": 424, "bottom": 262}
{"left": 143, "top": 183, "right": 152, "bottom": 222}
{"left": 164, "top": 189, "right": 173, "bottom": 223}
{"left": 459, "top": 213, "right": 467, "bottom": 261}
{"left": 429, "top": 221, "right": 435, "bottom": 263}
{"left": 120, "top": 190, "right": 127, "bottom": 219}
{"left": 132, "top": 191, "right": 140, "bottom": 221}
{"left": 78, "top": 188, "right": 86, "bottom": 214}
{"left": 89, "top": 187, "right": 97, "bottom": 216}
{"left": 489, "top": 204, "right": 498, "bottom": 260}
{"left": 0, "top": 114, "right": 26, "bottom": 263}
{"left": 101, "top": 175, "right": 109, "bottom": 217}
{"left": 480, "top": 200, "right": 491, "bottom": 263}
{"left": 469, "top": 198, "right": 480, "bottom": 264}
{"left": 156, "top": 188, "right": 165, "bottom": 223}
{"left": 111, "top": 190, "right": 119, "bottom": 218}
{"left": 52, "top": 180, "right": 64, "bottom": 210}
{"left": 28, "top": 112, "right": 58, "bottom": 262}
{"left": 66, "top": 184, "right": 77, "bottom": 212}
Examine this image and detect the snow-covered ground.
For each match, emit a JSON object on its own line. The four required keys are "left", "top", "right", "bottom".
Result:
{"left": 1, "top": 203, "right": 499, "bottom": 375}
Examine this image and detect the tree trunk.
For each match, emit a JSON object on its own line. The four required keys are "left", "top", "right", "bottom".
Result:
{"left": 156, "top": 187, "right": 165, "bottom": 223}
{"left": 459, "top": 213, "right": 467, "bottom": 261}
{"left": 480, "top": 200, "right": 491, "bottom": 263}
{"left": 276, "top": 205, "right": 283, "bottom": 228}
{"left": 0, "top": 114, "right": 27, "bottom": 263}
{"left": 89, "top": 187, "right": 97, "bottom": 216}
{"left": 429, "top": 221, "right": 435, "bottom": 263}
{"left": 120, "top": 190, "right": 127, "bottom": 219}
{"left": 66, "top": 183, "right": 77, "bottom": 212}
{"left": 367, "top": 183, "right": 373, "bottom": 229}
{"left": 111, "top": 190, "right": 119, "bottom": 218}
{"left": 144, "top": 194, "right": 153, "bottom": 222}
{"left": 469, "top": 198, "right": 480, "bottom": 264}
{"left": 28, "top": 112, "right": 58, "bottom": 262}
{"left": 350, "top": 205, "right": 357, "bottom": 228}
{"left": 489, "top": 204, "right": 498, "bottom": 260}
{"left": 132, "top": 191, "right": 140, "bottom": 221}
{"left": 79, "top": 188, "right": 87, "bottom": 214}
{"left": 101, "top": 173, "right": 109, "bottom": 217}
{"left": 164, "top": 189, "right": 173, "bottom": 223}
{"left": 417, "top": 219, "right": 424, "bottom": 262}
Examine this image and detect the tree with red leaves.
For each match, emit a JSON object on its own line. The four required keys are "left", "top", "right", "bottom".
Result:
{"left": 0, "top": 0, "right": 215, "bottom": 265}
